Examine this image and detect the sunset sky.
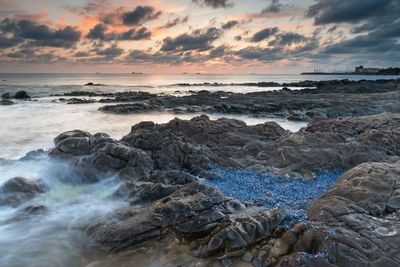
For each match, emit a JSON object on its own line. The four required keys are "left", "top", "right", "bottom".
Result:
{"left": 0, "top": 0, "right": 399, "bottom": 73}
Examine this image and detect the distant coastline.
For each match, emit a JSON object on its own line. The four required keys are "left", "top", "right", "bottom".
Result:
{"left": 302, "top": 66, "right": 400, "bottom": 75}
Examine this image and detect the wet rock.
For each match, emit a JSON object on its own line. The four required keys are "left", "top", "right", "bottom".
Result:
{"left": 14, "top": 91, "right": 31, "bottom": 99}
{"left": 84, "top": 82, "right": 104, "bottom": 86}
{"left": 0, "top": 177, "right": 46, "bottom": 207}
{"left": 96, "top": 79, "right": 400, "bottom": 120}
{"left": 49, "top": 113, "right": 400, "bottom": 179}
{"left": 43, "top": 112, "right": 400, "bottom": 266}
{"left": 66, "top": 98, "right": 96, "bottom": 104}
{"left": 0, "top": 99, "right": 14, "bottom": 105}
{"left": 1, "top": 92, "right": 11, "bottom": 99}
{"left": 273, "top": 161, "right": 400, "bottom": 267}
{"left": 19, "top": 149, "right": 47, "bottom": 161}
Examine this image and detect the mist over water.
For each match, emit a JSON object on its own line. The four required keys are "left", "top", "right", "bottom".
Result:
{"left": 1, "top": 73, "right": 396, "bottom": 266}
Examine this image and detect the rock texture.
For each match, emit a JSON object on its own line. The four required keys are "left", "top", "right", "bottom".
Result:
{"left": 271, "top": 161, "right": 400, "bottom": 267}
{"left": 45, "top": 113, "right": 400, "bottom": 266}
{"left": 0, "top": 177, "right": 46, "bottom": 207}
{"left": 93, "top": 79, "right": 400, "bottom": 121}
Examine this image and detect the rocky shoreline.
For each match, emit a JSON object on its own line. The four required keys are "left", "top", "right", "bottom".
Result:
{"left": 1, "top": 111, "right": 399, "bottom": 267}
{"left": 55, "top": 79, "right": 400, "bottom": 121}
{"left": 1, "top": 79, "right": 400, "bottom": 266}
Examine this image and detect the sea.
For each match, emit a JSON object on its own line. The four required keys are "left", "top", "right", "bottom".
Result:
{"left": 0, "top": 73, "right": 398, "bottom": 267}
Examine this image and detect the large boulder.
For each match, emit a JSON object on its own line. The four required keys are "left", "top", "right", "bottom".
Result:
{"left": 266, "top": 161, "right": 400, "bottom": 267}
{"left": 14, "top": 91, "right": 31, "bottom": 99}
{"left": 0, "top": 177, "right": 46, "bottom": 207}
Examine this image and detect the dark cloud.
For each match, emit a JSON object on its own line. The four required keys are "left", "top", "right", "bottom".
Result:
{"left": 86, "top": 23, "right": 107, "bottom": 40}
{"left": 5, "top": 48, "right": 35, "bottom": 58}
{"left": 307, "top": 0, "right": 393, "bottom": 25}
{"left": 161, "top": 27, "right": 221, "bottom": 52}
{"left": 0, "top": 34, "right": 22, "bottom": 48}
{"left": 268, "top": 32, "right": 307, "bottom": 46}
{"left": 0, "top": 18, "right": 81, "bottom": 48}
{"left": 221, "top": 20, "right": 239, "bottom": 30}
{"left": 209, "top": 45, "right": 227, "bottom": 58}
{"left": 126, "top": 50, "right": 183, "bottom": 64}
{"left": 250, "top": 27, "right": 279, "bottom": 42}
{"left": 86, "top": 23, "right": 151, "bottom": 41}
{"left": 161, "top": 16, "right": 189, "bottom": 29}
{"left": 122, "top": 6, "right": 161, "bottom": 26}
{"left": 74, "top": 51, "right": 90, "bottom": 57}
{"left": 192, "top": 0, "right": 233, "bottom": 9}
{"left": 96, "top": 44, "right": 124, "bottom": 59}
{"left": 4, "top": 47, "right": 67, "bottom": 63}
{"left": 234, "top": 46, "right": 284, "bottom": 62}
{"left": 261, "top": 0, "right": 283, "bottom": 14}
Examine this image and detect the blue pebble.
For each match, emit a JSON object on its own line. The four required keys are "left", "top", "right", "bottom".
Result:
{"left": 203, "top": 167, "right": 342, "bottom": 221}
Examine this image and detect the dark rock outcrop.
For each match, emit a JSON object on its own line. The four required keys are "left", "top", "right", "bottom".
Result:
{"left": 270, "top": 160, "right": 400, "bottom": 267}
{"left": 0, "top": 177, "right": 46, "bottom": 207}
{"left": 0, "top": 99, "right": 14, "bottom": 105}
{"left": 44, "top": 113, "right": 400, "bottom": 266}
{"left": 95, "top": 79, "right": 400, "bottom": 121}
{"left": 14, "top": 91, "right": 31, "bottom": 99}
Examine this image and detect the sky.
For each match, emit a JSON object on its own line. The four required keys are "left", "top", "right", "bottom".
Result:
{"left": 0, "top": 0, "right": 399, "bottom": 73}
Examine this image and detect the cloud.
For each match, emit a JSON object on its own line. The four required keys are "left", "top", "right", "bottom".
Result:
{"left": 0, "top": 34, "right": 22, "bottom": 48}
{"left": 221, "top": 20, "right": 239, "bottom": 30}
{"left": 268, "top": 32, "right": 307, "bottom": 46}
{"left": 74, "top": 51, "right": 90, "bottom": 57}
{"left": 96, "top": 44, "right": 124, "bottom": 58}
{"left": 161, "top": 16, "right": 189, "bottom": 29}
{"left": 4, "top": 47, "right": 67, "bottom": 63}
{"left": 250, "top": 27, "right": 279, "bottom": 42}
{"left": 192, "top": 0, "right": 233, "bottom": 9}
{"left": 0, "top": 18, "right": 81, "bottom": 48}
{"left": 261, "top": 0, "right": 283, "bottom": 14}
{"left": 122, "top": 6, "right": 161, "bottom": 26}
{"left": 161, "top": 27, "right": 221, "bottom": 52}
{"left": 86, "top": 23, "right": 151, "bottom": 41}
{"left": 307, "top": 0, "right": 393, "bottom": 25}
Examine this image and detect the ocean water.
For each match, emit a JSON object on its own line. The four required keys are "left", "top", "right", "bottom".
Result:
{"left": 0, "top": 73, "right": 396, "bottom": 267}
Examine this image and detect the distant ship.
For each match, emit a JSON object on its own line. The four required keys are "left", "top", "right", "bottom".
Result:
{"left": 132, "top": 72, "right": 144, "bottom": 75}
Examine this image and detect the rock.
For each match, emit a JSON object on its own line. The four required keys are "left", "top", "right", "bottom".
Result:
{"left": 95, "top": 79, "right": 400, "bottom": 120}
{"left": 66, "top": 98, "right": 96, "bottom": 104}
{"left": 49, "top": 113, "right": 400, "bottom": 179}
{"left": 19, "top": 149, "right": 47, "bottom": 161}
{"left": 0, "top": 177, "right": 46, "bottom": 207}
{"left": 1, "top": 92, "right": 11, "bottom": 99}
{"left": 84, "top": 82, "right": 104, "bottom": 86}
{"left": 42, "top": 112, "right": 400, "bottom": 266}
{"left": 273, "top": 161, "right": 400, "bottom": 267}
{"left": 0, "top": 99, "right": 14, "bottom": 105}
{"left": 14, "top": 91, "right": 31, "bottom": 99}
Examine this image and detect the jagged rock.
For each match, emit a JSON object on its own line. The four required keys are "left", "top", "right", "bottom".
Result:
{"left": 49, "top": 113, "right": 400, "bottom": 179}
{"left": 271, "top": 161, "right": 400, "bottom": 267}
{"left": 0, "top": 177, "right": 46, "bottom": 207}
{"left": 96, "top": 79, "right": 400, "bottom": 120}
{"left": 42, "top": 112, "right": 400, "bottom": 266}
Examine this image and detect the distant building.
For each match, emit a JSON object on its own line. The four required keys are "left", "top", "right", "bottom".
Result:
{"left": 355, "top": 66, "right": 380, "bottom": 74}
